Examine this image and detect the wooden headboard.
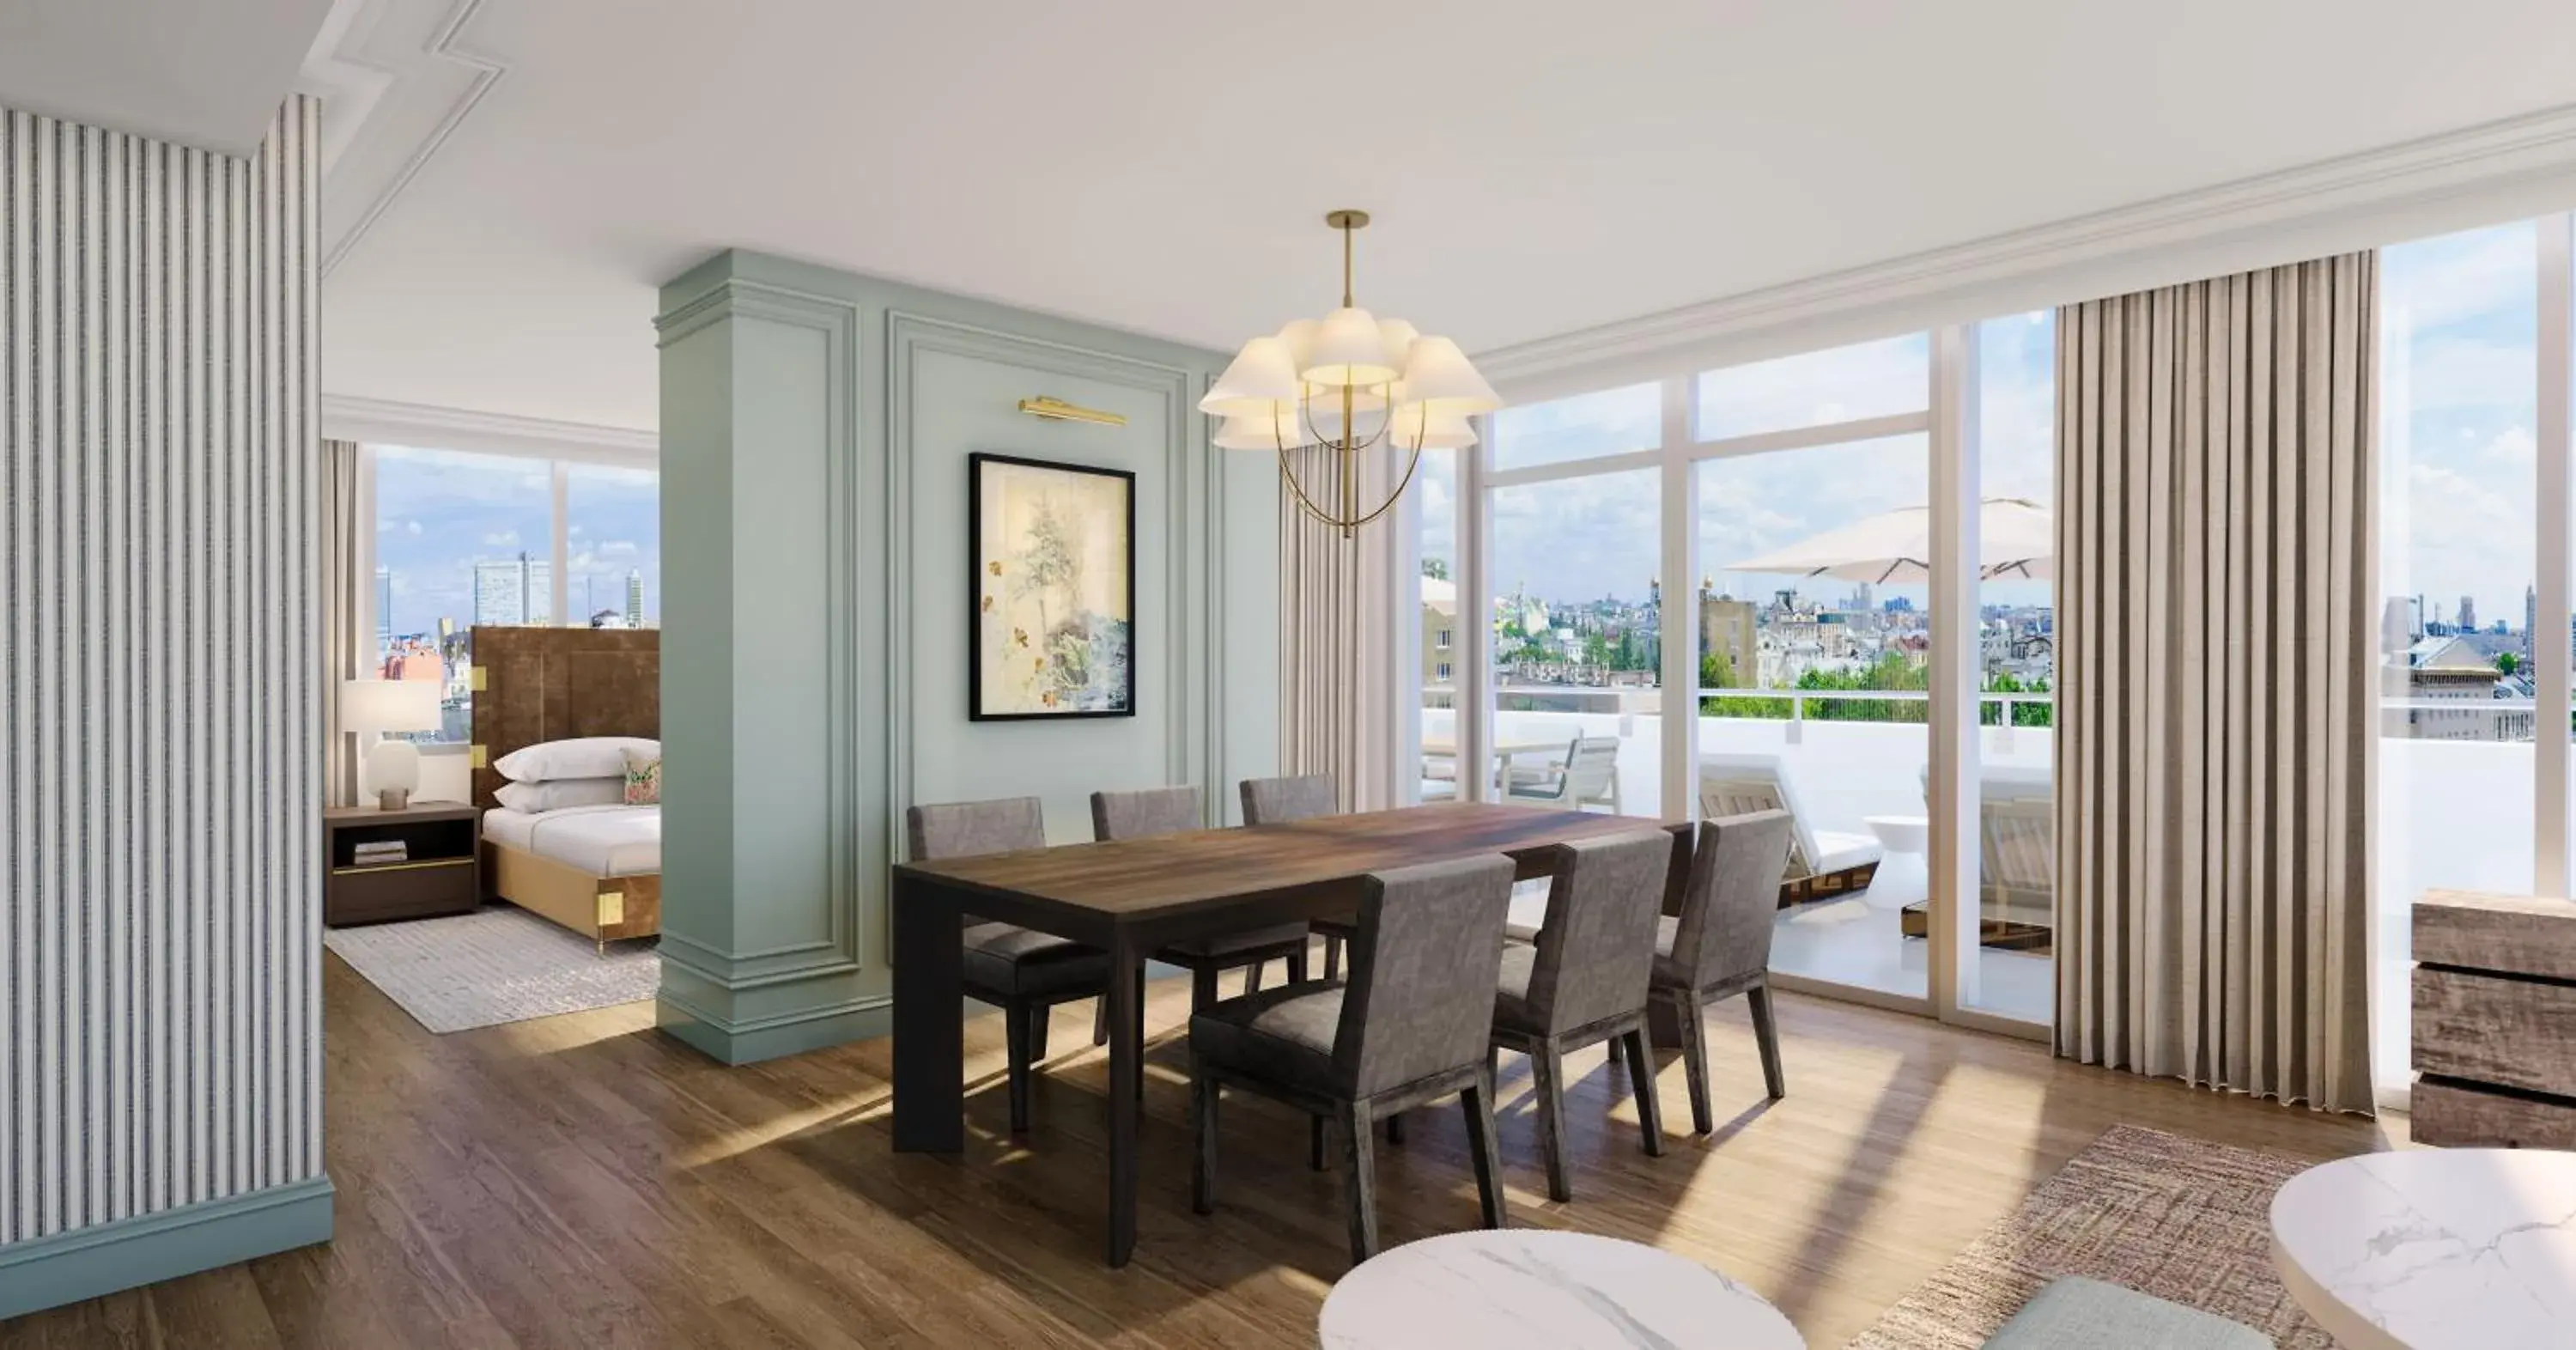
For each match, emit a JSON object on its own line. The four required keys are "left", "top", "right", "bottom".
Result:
{"left": 470, "top": 626, "right": 659, "bottom": 811}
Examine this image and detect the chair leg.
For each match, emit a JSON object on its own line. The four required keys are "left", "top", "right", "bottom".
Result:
{"left": 1323, "top": 933, "right": 1342, "bottom": 981}
{"left": 1530, "top": 1041, "right": 1572, "bottom": 1202}
{"left": 1244, "top": 958, "right": 1264, "bottom": 995}
{"left": 1029, "top": 1002, "right": 1051, "bottom": 1063}
{"left": 1005, "top": 1001, "right": 1034, "bottom": 1134}
{"left": 1287, "top": 946, "right": 1310, "bottom": 983}
{"left": 1747, "top": 982, "right": 1787, "bottom": 1100}
{"left": 1339, "top": 1101, "right": 1379, "bottom": 1264}
{"left": 1621, "top": 1025, "right": 1664, "bottom": 1156}
{"left": 1385, "top": 1112, "right": 1406, "bottom": 1146}
{"left": 1134, "top": 972, "right": 1149, "bottom": 1102}
{"left": 1310, "top": 1114, "right": 1330, "bottom": 1171}
{"left": 1190, "top": 1059, "right": 1218, "bottom": 1215}
{"left": 1461, "top": 1067, "right": 1509, "bottom": 1230}
{"left": 1607, "top": 1032, "right": 1625, "bottom": 1067}
{"left": 1092, "top": 994, "right": 1109, "bottom": 1047}
{"left": 1189, "top": 964, "right": 1219, "bottom": 1013}
{"left": 1673, "top": 990, "right": 1714, "bottom": 1135}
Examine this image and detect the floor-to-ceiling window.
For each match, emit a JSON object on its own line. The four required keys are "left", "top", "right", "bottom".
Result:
{"left": 2376, "top": 221, "right": 2545, "bottom": 1097}
{"left": 367, "top": 446, "right": 661, "bottom": 746}
{"left": 1412, "top": 445, "right": 1461, "bottom": 800}
{"left": 1479, "top": 385, "right": 1665, "bottom": 817}
{"left": 1693, "top": 338, "right": 1936, "bottom": 1004}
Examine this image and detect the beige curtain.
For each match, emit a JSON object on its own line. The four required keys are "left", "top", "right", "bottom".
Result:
{"left": 2055, "top": 252, "right": 2377, "bottom": 1114}
{"left": 321, "top": 438, "right": 364, "bottom": 808}
{"left": 1277, "top": 444, "right": 1406, "bottom": 812}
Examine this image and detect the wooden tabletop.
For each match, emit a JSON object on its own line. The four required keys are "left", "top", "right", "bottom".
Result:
{"left": 896, "top": 802, "right": 1665, "bottom": 922}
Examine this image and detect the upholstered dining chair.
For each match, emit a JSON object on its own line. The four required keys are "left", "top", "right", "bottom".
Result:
{"left": 906, "top": 796, "right": 1110, "bottom": 1135}
{"left": 1188, "top": 853, "right": 1516, "bottom": 1265}
{"left": 1237, "top": 773, "right": 1346, "bottom": 978}
{"left": 1488, "top": 829, "right": 1678, "bottom": 1201}
{"left": 1091, "top": 786, "right": 1314, "bottom": 1012}
{"left": 1649, "top": 810, "right": 1797, "bottom": 1133}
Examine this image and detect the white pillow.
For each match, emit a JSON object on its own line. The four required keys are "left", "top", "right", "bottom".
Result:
{"left": 494, "top": 736, "right": 659, "bottom": 783}
{"left": 494, "top": 777, "right": 628, "bottom": 813}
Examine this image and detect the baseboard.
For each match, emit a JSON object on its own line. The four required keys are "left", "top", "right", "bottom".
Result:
{"left": 0, "top": 1174, "right": 334, "bottom": 1321}
{"left": 657, "top": 991, "right": 891, "bottom": 1065}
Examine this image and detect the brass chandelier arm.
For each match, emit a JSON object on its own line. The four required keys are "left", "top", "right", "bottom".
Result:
{"left": 1297, "top": 384, "right": 1394, "bottom": 457}
{"left": 1273, "top": 423, "right": 1429, "bottom": 536}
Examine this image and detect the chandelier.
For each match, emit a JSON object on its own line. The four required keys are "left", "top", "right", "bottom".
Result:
{"left": 1199, "top": 210, "right": 1500, "bottom": 537}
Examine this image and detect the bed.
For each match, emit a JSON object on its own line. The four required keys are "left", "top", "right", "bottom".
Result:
{"left": 471, "top": 625, "right": 662, "bottom": 948}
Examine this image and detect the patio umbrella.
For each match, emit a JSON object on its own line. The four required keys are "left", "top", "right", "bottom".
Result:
{"left": 1721, "top": 496, "right": 2052, "bottom": 583}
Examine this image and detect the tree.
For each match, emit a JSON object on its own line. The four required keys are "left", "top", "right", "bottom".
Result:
{"left": 1421, "top": 557, "right": 1450, "bottom": 581}
{"left": 2497, "top": 650, "right": 2524, "bottom": 677}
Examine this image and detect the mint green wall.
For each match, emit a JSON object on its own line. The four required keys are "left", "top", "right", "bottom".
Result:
{"left": 653, "top": 250, "right": 1279, "bottom": 1064}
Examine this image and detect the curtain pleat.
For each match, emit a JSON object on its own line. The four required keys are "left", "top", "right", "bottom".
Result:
{"left": 320, "top": 438, "right": 361, "bottom": 808}
{"left": 1276, "top": 445, "right": 1403, "bottom": 812}
{"left": 2054, "top": 252, "right": 2377, "bottom": 1114}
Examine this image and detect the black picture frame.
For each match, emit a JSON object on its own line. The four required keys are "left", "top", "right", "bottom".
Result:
{"left": 968, "top": 452, "right": 1139, "bottom": 721}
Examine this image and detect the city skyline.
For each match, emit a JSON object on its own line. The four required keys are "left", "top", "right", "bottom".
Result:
{"left": 372, "top": 445, "right": 660, "bottom": 642}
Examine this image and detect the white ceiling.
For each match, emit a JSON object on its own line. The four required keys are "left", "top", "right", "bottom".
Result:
{"left": 0, "top": 0, "right": 331, "bottom": 154}
{"left": 316, "top": 0, "right": 2576, "bottom": 434}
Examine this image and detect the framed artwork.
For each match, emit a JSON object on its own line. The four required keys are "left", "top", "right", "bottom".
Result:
{"left": 969, "top": 452, "right": 1137, "bottom": 721}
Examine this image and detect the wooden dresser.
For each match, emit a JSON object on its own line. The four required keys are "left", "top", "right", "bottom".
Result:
{"left": 2413, "top": 891, "right": 2576, "bottom": 1146}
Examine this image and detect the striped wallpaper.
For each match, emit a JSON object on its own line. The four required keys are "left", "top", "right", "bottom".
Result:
{"left": 0, "top": 97, "right": 322, "bottom": 1247}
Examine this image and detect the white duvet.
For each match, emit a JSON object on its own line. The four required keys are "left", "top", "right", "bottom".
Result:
{"left": 483, "top": 803, "right": 661, "bottom": 876}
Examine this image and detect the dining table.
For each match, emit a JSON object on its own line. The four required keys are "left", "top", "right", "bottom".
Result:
{"left": 890, "top": 800, "right": 1663, "bottom": 1268}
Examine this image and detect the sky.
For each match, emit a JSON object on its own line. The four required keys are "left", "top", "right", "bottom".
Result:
{"left": 374, "top": 446, "right": 661, "bottom": 642}
{"left": 1426, "top": 219, "right": 2546, "bottom": 635}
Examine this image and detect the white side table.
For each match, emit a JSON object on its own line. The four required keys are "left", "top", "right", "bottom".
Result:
{"left": 1319, "top": 1230, "right": 1803, "bottom": 1349}
{"left": 1863, "top": 813, "right": 1929, "bottom": 856}
{"left": 2270, "top": 1148, "right": 2576, "bottom": 1349}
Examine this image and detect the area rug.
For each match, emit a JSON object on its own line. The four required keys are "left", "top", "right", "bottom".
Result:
{"left": 325, "top": 904, "right": 659, "bottom": 1033}
{"left": 1849, "top": 1124, "right": 2331, "bottom": 1348}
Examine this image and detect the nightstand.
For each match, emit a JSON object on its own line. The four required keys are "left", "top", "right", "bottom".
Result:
{"left": 324, "top": 801, "right": 481, "bottom": 927}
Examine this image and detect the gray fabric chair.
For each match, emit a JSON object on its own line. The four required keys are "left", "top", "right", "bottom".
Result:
{"left": 1188, "top": 853, "right": 1516, "bottom": 1265}
{"left": 1238, "top": 773, "right": 1347, "bottom": 980}
{"left": 906, "top": 796, "right": 1109, "bottom": 1135}
{"left": 1091, "top": 786, "right": 1313, "bottom": 1011}
{"left": 1981, "top": 1277, "right": 2270, "bottom": 1349}
{"left": 1489, "top": 830, "right": 1677, "bottom": 1201}
{"left": 1649, "top": 810, "right": 1796, "bottom": 1133}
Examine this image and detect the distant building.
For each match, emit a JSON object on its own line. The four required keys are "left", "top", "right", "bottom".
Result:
{"left": 473, "top": 552, "right": 551, "bottom": 626}
{"left": 1697, "top": 581, "right": 1757, "bottom": 686}
{"left": 2459, "top": 593, "right": 2478, "bottom": 634}
{"left": 624, "top": 569, "right": 646, "bottom": 629}
{"left": 1421, "top": 574, "right": 1456, "bottom": 690}
{"left": 374, "top": 566, "right": 393, "bottom": 648}
{"left": 2385, "top": 635, "right": 2531, "bottom": 741}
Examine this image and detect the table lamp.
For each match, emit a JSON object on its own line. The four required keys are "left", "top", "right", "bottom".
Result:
{"left": 343, "top": 678, "right": 444, "bottom": 810}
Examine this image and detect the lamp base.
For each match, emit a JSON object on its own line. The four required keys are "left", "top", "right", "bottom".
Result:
{"left": 376, "top": 788, "right": 411, "bottom": 812}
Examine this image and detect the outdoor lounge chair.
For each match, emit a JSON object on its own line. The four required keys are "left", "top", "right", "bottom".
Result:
{"left": 1696, "top": 752, "right": 1883, "bottom": 908}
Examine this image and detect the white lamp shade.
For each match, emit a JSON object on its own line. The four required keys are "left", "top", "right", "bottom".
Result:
{"left": 1385, "top": 403, "right": 1479, "bottom": 450}
{"left": 1397, "top": 335, "right": 1500, "bottom": 413}
{"left": 1276, "top": 318, "right": 1319, "bottom": 368}
{"left": 1214, "top": 407, "right": 1313, "bottom": 451}
{"left": 1376, "top": 318, "right": 1419, "bottom": 368}
{"left": 341, "top": 678, "right": 441, "bottom": 733}
{"left": 1301, "top": 307, "right": 1399, "bottom": 387}
{"left": 1199, "top": 336, "right": 1302, "bottom": 417}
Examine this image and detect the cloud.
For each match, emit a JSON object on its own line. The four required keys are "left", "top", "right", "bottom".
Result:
{"left": 482, "top": 530, "right": 519, "bottom": 547}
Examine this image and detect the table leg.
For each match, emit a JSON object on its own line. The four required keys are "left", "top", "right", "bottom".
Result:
{"left": 1105, "top": 927, "right": 1142, "bottom": 1268}
{"left": 891, "top": 873, "right": 964, "bottom": 1153}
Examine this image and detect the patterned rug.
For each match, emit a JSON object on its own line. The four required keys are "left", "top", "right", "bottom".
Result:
{"left": 1850, "top": 1124, "right": 2331, "bottom": 1348}
{"left": 325, "top": 904, "right": 659, "bottom": 1033}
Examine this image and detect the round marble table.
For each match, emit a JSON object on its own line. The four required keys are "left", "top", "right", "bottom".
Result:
{"left": 1318, "top": 1230, "right": 1803, "bottom": 1349}
{"left": 1864, "top": 814, "right": 1929, "bottom": 856}
{"left": 2269, "top": 1148, "right": 2576, "bottom": 1350}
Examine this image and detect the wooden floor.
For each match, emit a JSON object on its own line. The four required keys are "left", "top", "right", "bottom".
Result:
{"left": 3, "top": 952, "right": 2405, "bottom": 1349}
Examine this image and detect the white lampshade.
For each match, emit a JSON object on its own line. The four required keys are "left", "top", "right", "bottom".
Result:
{"left": 1214, "top": 407, "right": 1313, "bottom": 451}
{"left": 1276, "top": 318, "right": 1319, "bottom": 368}
{"left": 1199, "top": 336, "right": 1302, "bottom": 417}
{"left": 1376, "top": 318, "right": 1419, "bottom": 368}
{"left": 1385, "top": 403, "right": 1479, "bottom": 451}
{"left": 341, "top": 678, "right": 441, "bottom": 733}
{"left": 1397, "top": 335, "right": 1500, "bottom": 413}
{"left": 1301, "top": 307, "right": 1399, "bottom": 387}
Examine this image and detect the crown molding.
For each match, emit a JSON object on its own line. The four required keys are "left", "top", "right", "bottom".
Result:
{"left": 1474, "top": 101, "right": 2576, "bottom": 396}
{"left": 321, "top": 393, "right": 657, "bottom": 464}
{"left": 305, "top": 0, "right": 506, "bottom": 278}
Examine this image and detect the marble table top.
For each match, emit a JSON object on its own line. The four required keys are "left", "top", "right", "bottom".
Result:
{"left": 1318, "top": 1229, "right": 1804, "bottom": 1349}
{"left": 2269, "top": 1147, "right": 2576, "bottom": 1350}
